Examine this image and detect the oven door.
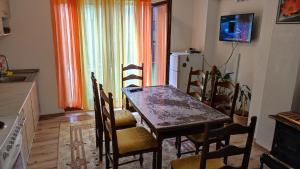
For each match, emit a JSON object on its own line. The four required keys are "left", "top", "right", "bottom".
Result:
{"left": 2, "top": 131, "right": 25, "bottom": 169}
{"left": 12, "top": 152, "right": 25, "bottom": 169}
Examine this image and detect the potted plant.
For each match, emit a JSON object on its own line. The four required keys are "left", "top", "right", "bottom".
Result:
{"left": 234, "top": 84, "right": 251, "bottom": 126}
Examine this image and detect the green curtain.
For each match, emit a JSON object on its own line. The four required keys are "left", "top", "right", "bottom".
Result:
{"left": 78, "top": 0, "right": 140, "bottom": 109}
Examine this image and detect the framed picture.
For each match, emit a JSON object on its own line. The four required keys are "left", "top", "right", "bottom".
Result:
{"left": 276, "top": 0, "right": 300, "bottom": 24}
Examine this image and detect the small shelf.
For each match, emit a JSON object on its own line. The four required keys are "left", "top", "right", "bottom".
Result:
{"left": 0, "top": 0, "right": 11, "bottom": 37}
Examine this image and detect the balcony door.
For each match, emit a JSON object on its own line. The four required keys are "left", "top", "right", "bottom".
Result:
{"left": 151, "top": 0, "right": 171, "bottom": 85}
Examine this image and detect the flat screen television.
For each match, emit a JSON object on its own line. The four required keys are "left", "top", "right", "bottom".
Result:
{"left": 219, "top": 13, "right": 254, "bottom": 43}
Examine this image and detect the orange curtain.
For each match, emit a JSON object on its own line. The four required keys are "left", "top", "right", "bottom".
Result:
{"left": 135, "top": 0, "right": 152, "bottom": 86}
{"left": 155, "top": 4, "right": 167, "bottom": 85}
{"left": 51, "top": 0, "right": 83, "bottom": 109}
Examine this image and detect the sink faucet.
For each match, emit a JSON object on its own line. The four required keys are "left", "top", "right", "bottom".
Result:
{"left": 0, "top": 55, "right": 9, "bottom": 77}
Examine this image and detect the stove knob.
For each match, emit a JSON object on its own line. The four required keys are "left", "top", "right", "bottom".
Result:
{"left": 6, "top": 144, "right": 12, "bottom": 151}
{"left": 11, "top": 136, "right": 16, "bottom": 141}
{"left": 9, "top": 141, "right": 14, "bottom": 145}
{"left": 13, "top": 132, "right": 18, "bottom": 137}
{"left": 2, "top": 152, "right": 9, "bottom": 160}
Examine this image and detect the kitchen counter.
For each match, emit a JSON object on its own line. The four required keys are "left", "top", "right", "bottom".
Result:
{"left": 0, "top": 69, "right": 39, "bottom": 149}
{"left": 10, "top": 69, "right": 39, "bottom": 82}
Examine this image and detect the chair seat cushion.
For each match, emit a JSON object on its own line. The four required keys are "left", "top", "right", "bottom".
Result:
{"left": 187, "top": 133, "right": 205, "bottom": 143}
{"left": 115, "top": 110, "right": 137, "bottom": 129}
{"left": 171, "top": 155, "right": 224, "bottom": 169}
{"left": 117, "top": 127, "right": 158, "bottom": 155}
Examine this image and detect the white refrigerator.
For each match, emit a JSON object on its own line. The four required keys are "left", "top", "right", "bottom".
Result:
{"left": 169, "top": 52, "right": 204, "bottom": 92}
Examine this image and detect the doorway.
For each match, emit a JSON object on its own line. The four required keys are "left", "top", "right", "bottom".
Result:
{"left": 151, "top": 0, "right": 172, "bottom": 85}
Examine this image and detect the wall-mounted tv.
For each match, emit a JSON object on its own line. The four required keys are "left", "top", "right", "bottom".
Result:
{"left": 219, "top": 13, "right": 254, "bottom": 43}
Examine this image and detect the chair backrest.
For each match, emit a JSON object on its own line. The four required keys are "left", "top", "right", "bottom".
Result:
{"left": 211, "top": 79, "right": 239, "bottom": 119}
{"left": 121, "top": 63, "right": 144, "bottom": 88}
{"left": 186, "top": 67, "right": 209, "bottom": 102}
{"left": 210, "top": 65, "right": 218, "bottom": 95}
{"left": 200, "top": 116, "right": 257, "bottom": 169}
{"left": 99, "top": 84, "right": 119, "bottom": 154}
{"left": 91, "top": 72, "right": 103, "bottom": 131}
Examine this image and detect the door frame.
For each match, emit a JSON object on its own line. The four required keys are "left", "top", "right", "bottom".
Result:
{"left": 152, "top": 0, "right": 172, "bottom": 85}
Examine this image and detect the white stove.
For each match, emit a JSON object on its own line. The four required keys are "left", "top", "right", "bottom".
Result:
{"left": 0, "top": 115, "right": 25, "bottom": 169}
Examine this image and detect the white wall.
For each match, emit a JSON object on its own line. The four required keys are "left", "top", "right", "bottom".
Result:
{"left": 201, "top": 0, "right": 220, "bottom": 66}
{"left": 255, "top": 27, "right": 300, "bottom": 148}
{"left": 152, "top": 0, "right": 197, "bottom": 52}
{"left": 170, "top": 0, "right": 195, "bottom": 52}
{"left": 190, "top": 0, "right": 300, "bottom": 150}
{"left": 0, "top": 0, "right": 62, "bottom": 115}
{"left": 249, "top": 0, "right": 277, "bottom": 120}
{"left": 211, "top": 0, "right": 263, "bottom": 88}
{"left": 254, "top": 24, "right": 300, "bottom": 149}
{"left": 292, "top": 61, "right": 300, "bottom": 112}
{"left": 191, "top": 0, "right": 207, "bottom": 51}
{"left": 247, "top": 0, "right": 300, "bottom": 150}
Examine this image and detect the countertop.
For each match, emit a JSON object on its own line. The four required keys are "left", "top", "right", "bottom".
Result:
{"left": 0, "top": 69, "right": 39, "bottom": 149}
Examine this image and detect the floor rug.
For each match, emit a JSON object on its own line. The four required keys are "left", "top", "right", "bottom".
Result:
{"left": 57, "top": 119, "right": 194, "bottom": 169}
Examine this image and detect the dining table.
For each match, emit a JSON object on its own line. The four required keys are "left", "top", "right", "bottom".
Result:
{"left": 122, "top": 85, "right": 231, "bottom": 169}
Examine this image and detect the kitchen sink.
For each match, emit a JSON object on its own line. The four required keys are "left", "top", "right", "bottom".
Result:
{"left": 0, "top": 76, "right": 27, "bottom": 83}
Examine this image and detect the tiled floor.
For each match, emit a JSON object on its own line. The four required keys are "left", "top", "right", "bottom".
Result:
{"left": 27, "top": 112, "right": 266, "bottom": 169}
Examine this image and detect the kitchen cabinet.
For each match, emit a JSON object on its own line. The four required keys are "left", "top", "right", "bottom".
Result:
{"left": 20, "top": 81, "right": 40, "bottom": 162}
{"left": 21, "top": 124, "right": 29, "bottom": 162}
{"left": 30, "top": 82, "right": 40, "bottom": 129}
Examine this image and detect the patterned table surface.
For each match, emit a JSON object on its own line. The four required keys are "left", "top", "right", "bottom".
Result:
{"left": 123, "top": 85, "right": 231, "bottom": 132}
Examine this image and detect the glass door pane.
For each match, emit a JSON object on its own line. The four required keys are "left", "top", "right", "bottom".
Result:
{"left": 152, "top": 4, "right": 167, "bottom": 85}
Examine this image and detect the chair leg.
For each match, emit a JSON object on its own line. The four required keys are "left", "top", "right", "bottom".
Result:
{"left": 176, "top": 136, "right": 182, "bottom": 158}
{"left": 195, "top": 145, "right": 200, "bottom": 155}
{"left": 152, "top": 151, "right": 157, "bottom": 169}
{"left": 216, "top": 140, "right": 221, "bottom": 150}
{"left": 95, "top": 131, "right": 99, "bottom": 147}
{"left": 99, "top": 130, "right": 103, "bottom": 161}
{"left": 139, "top": 153, "right": 144, "bottom": 166}
{"left": 259, "top": 162, "right": 264, "bottom": 169}
{"left": 95, "top": 110, "right": 101, "bottom": 148}
{"left": 105, "top": 153, "right": 110, "bottom": 169}
{"left": 175, "top": 136, "right": 178, "bottom": 149}
{"left": 105, "top": 137, "right": 110, "bottom": 169}
{"left": 224, "top": 155, "right": 228, "bottom": 165}
{"left": 113, "top": 157, "right": 118, "bottom": 169}
{"left": 157, "top": 145, "right": 162, "bottom": 169}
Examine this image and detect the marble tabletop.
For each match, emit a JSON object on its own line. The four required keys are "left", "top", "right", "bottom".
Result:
{"left": 123, "top": 85, "right": 231, "bottom": 132}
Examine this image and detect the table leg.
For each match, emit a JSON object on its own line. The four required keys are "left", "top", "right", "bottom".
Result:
{"left": 156, "top": 137, "right": 163, "bottom": 169}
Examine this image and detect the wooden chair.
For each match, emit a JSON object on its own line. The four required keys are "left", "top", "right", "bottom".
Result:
{"left": 121, "top": 63, "right": 144, "bottom": 112}
{"left": 176, "top": 80, "right": 240, "bottom": 157}
{"left": 91, "top": 72, "right": 103, "bottom": 159}
{"left": 171, "top": 116, "right": 257, "bottom": 169}
{"left": 205, "top": 66, "right": 218, "bottom": 103}
{"left": 186, "top": 67, "right": 209, "bottom": 102}
{"left": 99, "top": 84, "right": 159, "bottom": 169}
{"left": 91, "top": 73, "right": 137, "bottom": 161}
{"left": 175, "top": 68, "right": 208, "bottom": 156}
{"left": 211, "top": 80, "right": 240, "bottom": 120}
